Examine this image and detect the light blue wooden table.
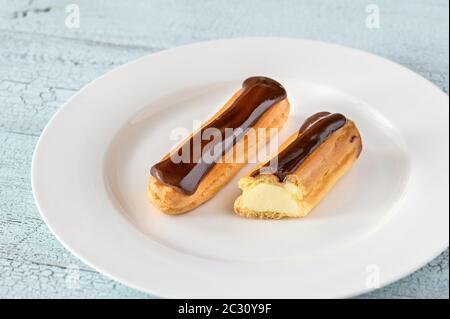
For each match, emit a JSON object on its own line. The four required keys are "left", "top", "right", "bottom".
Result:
{"left": 0, "top": 0, "right": 448, "bottom": 298}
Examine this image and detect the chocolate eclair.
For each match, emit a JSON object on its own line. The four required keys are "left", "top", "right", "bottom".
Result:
{"left": 234, "top": 112, "right": 362, "bottom": 219}
{"left": 148, "top": 77, "right": 290, "bottom": 214}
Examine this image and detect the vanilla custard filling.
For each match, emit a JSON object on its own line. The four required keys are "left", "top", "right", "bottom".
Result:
{"left": 240, "top": 182, "right": 303, "bottom": 217}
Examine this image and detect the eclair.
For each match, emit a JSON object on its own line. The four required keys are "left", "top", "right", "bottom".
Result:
{"left": 234, "top": 112, "right": 362, "bottom": 219}
{"left": 148, "top": 77, "right": 290, "bottom": 214}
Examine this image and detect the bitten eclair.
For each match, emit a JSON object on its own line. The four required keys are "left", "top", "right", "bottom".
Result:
{"left": 234, "top": 112, "right": 362, "bottom": 219}
{"left": 148, "top": 77, "right": 290, "bottom": 214}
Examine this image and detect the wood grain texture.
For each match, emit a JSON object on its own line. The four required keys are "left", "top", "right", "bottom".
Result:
{"left": 0, "top": 0, "right": 448, "bottom": 298}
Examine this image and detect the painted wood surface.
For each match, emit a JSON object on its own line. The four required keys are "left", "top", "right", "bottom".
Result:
{"left": 0, "top": 0, "right": 448, "bottom": 298}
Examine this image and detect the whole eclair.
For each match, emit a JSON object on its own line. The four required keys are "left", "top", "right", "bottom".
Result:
{"left": 234, "top": 112, "right": 362, "bottom": 219}
{"left": 148, "top": 77, "right": 290, "bottom": 214}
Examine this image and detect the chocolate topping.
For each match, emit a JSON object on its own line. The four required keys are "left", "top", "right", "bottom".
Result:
{"left": 251, "top": 112, "right": 347, "bottom": 181}
{"left": 150, "top": 77, "right": 287, "bottom": 195}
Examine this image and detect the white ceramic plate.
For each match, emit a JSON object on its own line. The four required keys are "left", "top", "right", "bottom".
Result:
{"left": 32, "top": 38, "right": 449, "bottom": 298}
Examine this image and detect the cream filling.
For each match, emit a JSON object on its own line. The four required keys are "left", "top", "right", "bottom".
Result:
{"left": 240, "top": 182, "right": 303, "bottom": 217}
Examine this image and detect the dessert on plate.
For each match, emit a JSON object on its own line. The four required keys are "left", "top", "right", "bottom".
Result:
{"left": 148, "top": 77, "right": 290, "bottom": 214}
{"left": 234, "top": 112, "right": 362, "bottom": 219}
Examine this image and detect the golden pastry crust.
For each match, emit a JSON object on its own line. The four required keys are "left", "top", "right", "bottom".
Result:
{"left": 148, "top": 90, "right": 290, "bottom": 214}
{"left": 234, "top": 120, "right": 362, "bottom": 219}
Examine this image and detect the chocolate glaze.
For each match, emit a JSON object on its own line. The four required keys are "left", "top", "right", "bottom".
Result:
{"left": 150, "top": 76, "right": 287, "bottom": 195}
{"left": 251, "top": 112, "right": 347, "bottom": 181}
